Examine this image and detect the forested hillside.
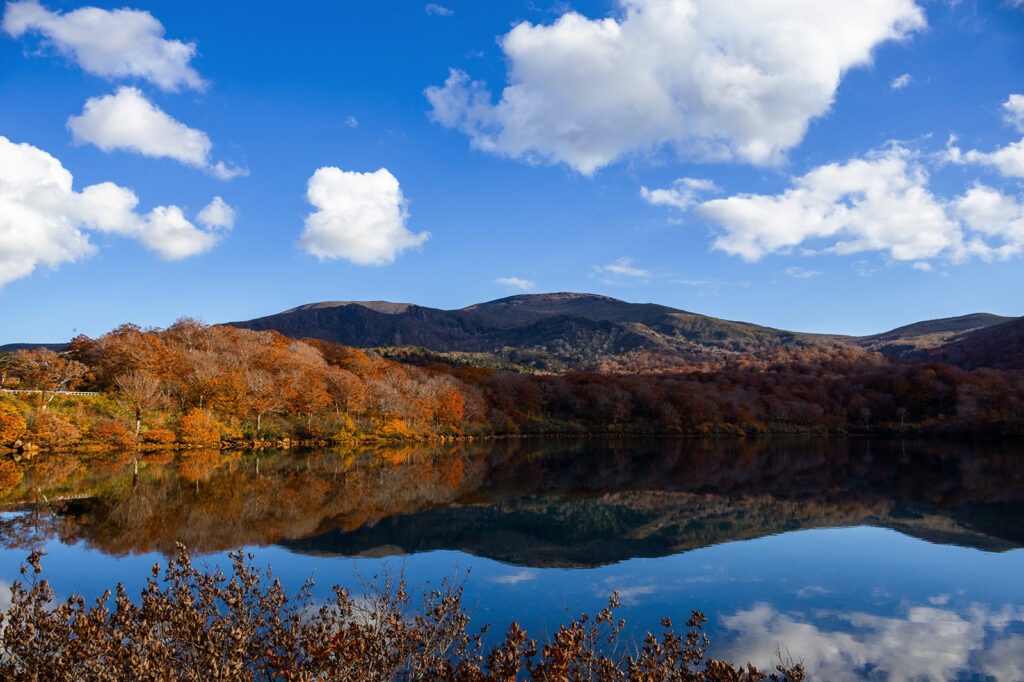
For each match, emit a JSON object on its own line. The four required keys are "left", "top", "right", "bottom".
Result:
{"left": 2, "top": 317, "right": 1023, "bottom": 457}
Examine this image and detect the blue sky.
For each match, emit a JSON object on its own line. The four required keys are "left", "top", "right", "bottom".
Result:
{"left": 1, "top": 0, "right": 1023, "bottom": 344}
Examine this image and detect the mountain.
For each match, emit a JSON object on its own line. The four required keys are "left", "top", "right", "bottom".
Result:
{"left": 227, "top": 293, "right": 835, "bottom": 371}
{"left": 913, "top": 317, "right": 1024, "bottom": 370}
{"left": 0, "top": 342, "right": 69, "bottom": 353}
{"left": 857, "top": 313, "right": 1013, "bottom": 359}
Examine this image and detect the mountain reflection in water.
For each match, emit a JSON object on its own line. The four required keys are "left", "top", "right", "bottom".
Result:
{"left": 2, "top": 438, "right": 1024, "bottom": 681}
{"left": 3, "top": 438, "right": 1022, "bottom": 563}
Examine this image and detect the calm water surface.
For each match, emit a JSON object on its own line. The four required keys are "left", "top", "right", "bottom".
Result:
{"left": 1, "top": 438, "right": 1022, "bottom": 681}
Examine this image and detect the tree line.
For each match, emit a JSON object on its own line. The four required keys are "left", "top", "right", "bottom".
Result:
{"left": 1, "top": 318, "right": 1023, "bottom": 453}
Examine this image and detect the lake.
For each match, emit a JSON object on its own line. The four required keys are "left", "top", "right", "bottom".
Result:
{"left": 1, "top": 437, "right": 1022, "bottom": 680}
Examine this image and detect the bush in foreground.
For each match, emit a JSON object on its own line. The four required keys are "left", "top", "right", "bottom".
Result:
{"left": 0, "top": 546, "right": 803, "bottom": 681}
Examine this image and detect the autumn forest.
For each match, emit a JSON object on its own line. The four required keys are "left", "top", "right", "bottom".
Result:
{"left": 2, "top": 315, "right": 1023, "bottom": 468}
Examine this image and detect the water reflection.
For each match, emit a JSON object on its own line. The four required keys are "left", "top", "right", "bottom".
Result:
{"left": 720, "top": 600, "right": 1024, "bottom": 682}
{"left": 1, "top": 438, "right": 1023, "bottom": 681}
{"left": 2, "top": 438, "right": 1023, "bottom": 562}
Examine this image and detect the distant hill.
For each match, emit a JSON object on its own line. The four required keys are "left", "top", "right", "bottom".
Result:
{"left": 857, "top": 313, "right": 1013, "bottom": 359}
{"left": 227, "top": 293, "right": 836, "bottom": 371}
{"left": 913, "top": 317, "right": 1024, "bottom": 370}
{"left": 0, "top": 342, "right": 69, "bottom": 353}
{"left": 227, "top": 293, "right": 1024, "bottom": 372}
{"left": 9, "top": 294, "right": 1016, "bottom": 373}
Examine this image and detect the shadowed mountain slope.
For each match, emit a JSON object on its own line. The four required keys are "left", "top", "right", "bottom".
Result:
{"left": 227, "top": 293, "right": 834, "bottom": 370}
{"left": 226, "top": 293, "right": 1021, "bottom": 372}
{"left": 912, "top": 317, "right": 1024, "bottom": 370}
{"left": 857, "top": 313, "right": 1013, "bottom": 359}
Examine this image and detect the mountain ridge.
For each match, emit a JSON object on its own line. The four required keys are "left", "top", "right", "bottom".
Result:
{"left": 6, "top": 293, "right": 1017, "bottom": 372}
{"left": 226, "top": 292, "right": 1021, "bottom": 372}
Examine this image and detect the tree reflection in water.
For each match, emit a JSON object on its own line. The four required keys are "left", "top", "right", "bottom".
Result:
{"left": 1, "top": 438, "right": 1023, "bottom": 680}
{"left": 1, "top": 438, "right": 1021, "bottom": 562}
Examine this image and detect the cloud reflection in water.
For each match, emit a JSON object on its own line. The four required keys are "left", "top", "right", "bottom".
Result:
{"left": 719, "top": 600, "right": 1024, "bottom": 682}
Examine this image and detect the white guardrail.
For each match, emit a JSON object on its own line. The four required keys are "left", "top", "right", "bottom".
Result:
{"left": 0, "top": 389, "right": 99, "bottom": 396}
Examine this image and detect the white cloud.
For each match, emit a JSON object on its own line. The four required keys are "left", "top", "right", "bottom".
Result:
{"left": 209, "top": 161, "right": 248, "bottom": 181}
{"left": 953, "top": 184, "right": 1024, "bottom": 259}
{"left": 795, "top": 585, "right": 831, "bottom": 598}
{"left": 300, "top": 167, "right": 429, "bottom": 265}
{"left": 641, "top": 177, "right": 718, "bottom": 211}
{"left": 68, "top": 87, "right": 208, "bottom": 165}
{"left": 0, "top": 135, "right": 229, "bottom": 286}
{"left": 425, "top": 3, "right": 454, "bottom": 17}
{"left": 983, "top": 636, "right": 1024, "bottom": 682}
{"left": 695, "top": 146, "right": 962, "bottom": 261}
{"left": 66, "top": 87, "right": 246, "bottom": 179}
{"left": 643, "top": 145, "right": 1024, "bottom": 264}
{"left": 495, "top": 276, "right": 536, "bottom": 290}
{"left": 946, "top": 97, "right": 1024, "bottom": 179}
{"left": 491, "top": 569, "right": 537, "bottom": 585}
{"left": 345, "top": 116, "right": 359, "bottom": 128}
{"left": 595, "top": 257, "right": 650, "bottom": 278}
{"left": 136, "top": 205, "right": 221, "bottom": 259}
{"left": 784, "top": 266, "right": 820, "bottom": 278}
{"left": 197, "top": 196, "right": 235, "bottom": 230}
{"left": 615, "top": 584, "right": 657, "bottom": 606}
{"left": 890, "top": 73, "right": 911, "bottom": 89}
{"left": 2, "top": 0, "right": 204, "bottom": 91}
{"left": 426, "top": 0, "right": 925, "bottom": 174}
{"left": 1002, "top": 94, "right": 1024, "bottom": 131}
{"left": 720, "top": 601, "right": 1024, "bottom": 682}
{"left": 962, "top": 138, "right": 1024, "bottom": 179}
{"left": 855, "top": 260, "right": 879, "bottom": 277}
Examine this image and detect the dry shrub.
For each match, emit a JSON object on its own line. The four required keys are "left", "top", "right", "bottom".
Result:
{"left": 89, "top": 420, "right": 136, "bottom": 449}
{"left": 27, "top": 411, "right": 81, "bottom": 449}
{"left": 142, "top": 427, "right": 176, "bottom": 445}
{"left": 178, "top": 408, "right": 221, "bottom": 446}
{"left": 0, "top": 547, "right": 804, "bottom": 682}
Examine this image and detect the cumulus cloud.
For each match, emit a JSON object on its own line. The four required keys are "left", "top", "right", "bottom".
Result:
{"left": 945, "top": 96, "right": 1024, "bottom": 179}
{"left": 68, "top": 87, "right": 208, "bottom": 165}
{"left": 719, "top": 601, "right": 1024, "bottom": 682}
{"left": 300, "top": 167, "right": 429, "bottom": 265}
{"left": 645, "top": 145, "right": 1024, "bottom": 264}
{"left": 495, "top": 276, "right": 536, "bottom": 290}
{"left": 426, "top": 0, "right": 925, "bottom": 174}
{"left": 66, "top": 87, "right": 246, "bottom": 179}
{"left": 2, "top": 0, "right": 204, "bottom": 91}
{"left": 961, "top": 139, "right": 1024, "bottom": 179}
{"left": 1004, "top": 94, "right": 1024, "bottom": 132}
{"left": 697, "top": 146, "right": 962, "bottom": 261}
{"left": 953, "top": 184, "right": 1024, "bottom": 259}
{"left": 0, "top": 135, "right": 230, "bottom": 286}
{"left": 890, "top": 73, "right": 912, "bottom": 89}
{"left": 641, "top": 177, "right": 718, "bottom": 211}
{"left": 196, "top": 196, "right": 235, "bottom": 230}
